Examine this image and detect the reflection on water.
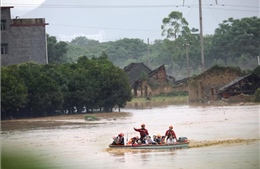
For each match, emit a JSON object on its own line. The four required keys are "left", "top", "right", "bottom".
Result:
{"left": 1, "top": 104, "right": 259, "bottom": 169}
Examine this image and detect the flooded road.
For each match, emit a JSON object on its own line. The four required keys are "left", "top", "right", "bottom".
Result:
{"left": 1, "top": 104, "right": 259, "bottom": 169}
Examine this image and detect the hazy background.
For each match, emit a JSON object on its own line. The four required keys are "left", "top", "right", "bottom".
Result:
{"left": 2, "top": 0, "right": 259, "bottom": 42}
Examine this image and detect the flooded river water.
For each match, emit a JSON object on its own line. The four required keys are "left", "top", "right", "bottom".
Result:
{"left": 1, "top": 103, "right": 259, "bottom": 169}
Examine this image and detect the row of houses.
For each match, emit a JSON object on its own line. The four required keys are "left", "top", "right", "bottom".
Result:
{"left": 2, "top": 6, "right": 259, "bottom": 103}
{"left": 124, "top": 63, "right": 260, "bottom": 102}
{"left": 124, "top": 62, "right": 189, "bottom": 98}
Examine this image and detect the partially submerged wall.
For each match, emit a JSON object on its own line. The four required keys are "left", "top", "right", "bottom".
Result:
{"left": 189, "top": 66, "right": 243, "bottom": 102}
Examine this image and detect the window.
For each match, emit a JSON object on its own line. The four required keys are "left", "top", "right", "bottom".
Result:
{"left": 1, "top": 20, "right": 6, "bottom": 30}
{"left": 1, "top": 43, "right": 8, "bottom": 54}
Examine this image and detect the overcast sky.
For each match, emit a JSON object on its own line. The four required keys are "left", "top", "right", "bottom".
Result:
{"left": 2, "top": 0, "right": 259, "bottom": 42}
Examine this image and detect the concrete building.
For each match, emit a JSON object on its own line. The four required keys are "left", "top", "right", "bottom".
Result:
{"left": 1, "top": 6, "right": 48, "bottom": 66}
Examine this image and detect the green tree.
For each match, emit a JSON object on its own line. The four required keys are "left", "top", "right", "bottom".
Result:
{"left": 67, "top": 68, "right": 99, "bottom": 113}
{"left": 253, "top": 88, "right": 260, "bottom": 102}
{"left": 85, "top": 55, "right": 132, "bottom": 112}
{"left": 253, "top": 65, "right": 260, "bottom": 75}
{"left": 71, "top": 36, "right": 100, "bottom": 47}
{"left": 113, "top": 67, "right": 132, "bottom": 111}
{"left": 161, "top": 11, "right": 190, "bottom": 39}
{"left": 66, "top": 38, "right": 148, "bottom": 68}
{"left": 211, "top": 17, "right": 260, "bottom": 69}
{"left": 47, "top": 34, "right": 68, "bottom": 63}
{"left": 28, "top": 75, "right": 63, "bottom": 116}
{"left": 1, "top": 66, "right": 28, "bottom": 119}
{"left": 57, "top": 63, "right": 78, "bottom": 113}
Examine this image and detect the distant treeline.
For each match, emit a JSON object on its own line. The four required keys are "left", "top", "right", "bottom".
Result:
{"left": 48, "top": 16, "right": 260, "bottom": 80}
{"left": 1, "top": 55, "right": 132, "bottom": 120}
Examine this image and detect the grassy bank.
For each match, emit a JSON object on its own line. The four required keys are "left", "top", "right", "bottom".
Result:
{"left": 128, "top": 95, "right": 189, "bottom": 104}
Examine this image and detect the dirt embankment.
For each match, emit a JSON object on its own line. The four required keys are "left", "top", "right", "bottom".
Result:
{"left": 1, "top": 112, "right": 132, "bottom": 131}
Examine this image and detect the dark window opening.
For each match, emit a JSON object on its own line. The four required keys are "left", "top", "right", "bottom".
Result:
{"left": 211, "top": 88, "right": 214, "bottom": 95}
{"left": 1, "top": 43, "right": 8, "bottom": 54}
{"left": 1, "top": 20, "right": 6, "bottom": 30}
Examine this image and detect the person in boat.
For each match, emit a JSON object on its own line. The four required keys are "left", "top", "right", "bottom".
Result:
{"left": 111, "top": 133, "right": 125, "bottom": 145}
{"left": 134, "top": 123, "right": 149, "bottom": 143}
{"left": 166, "top": 136, "right": 176, "bottom": 144}
{"left": 145, "top": 135, "right": 157, "bottom": 144}
{"left": 137, "top": 140, "right": 142, "bottom": 145}
{"left": 161, "top": 136, "right": 166, "bottom": 144}
{"left": 165, "top": 125, "right": 177, "bottom": 141}
{"left": 152, "top": 135, "right": 157, "bottom": 142}
{"left": 127, "top": 136, "right": 139, "bottom": 145}
{"left": 155, "top": 134, "right": 162, "bottom": 144}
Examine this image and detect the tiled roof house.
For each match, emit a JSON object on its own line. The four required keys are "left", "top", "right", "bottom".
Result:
{"left": 124, "top": 62, "right": 152, "bottom": 87}
{"left": 124, "top": 62, "right": 180, "bottom": 97}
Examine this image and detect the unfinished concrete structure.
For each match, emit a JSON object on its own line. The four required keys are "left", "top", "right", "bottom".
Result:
{"left": 1, "top": 6, "right": 48, "bottom": 66}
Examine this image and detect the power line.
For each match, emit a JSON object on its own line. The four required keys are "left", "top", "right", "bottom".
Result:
{"left": 51, "top": 24, "right": 160, "bottom": 32}
{"left": 202, "top": 7, "right": 258, "bottom": 12}
{"left": 3, "top": 3, "right": 259, "bottom": 8}
{"left": 50, "top": 23, "right": 215, "bottom": 34}
{"left": 205, "top": 0, "right": 220, "bottom": 24}
{"left": 2, "top": 3, "right": 199, "bottom": 8}
{"left": 2, "top": 3, "right": 259, "bottom": 12}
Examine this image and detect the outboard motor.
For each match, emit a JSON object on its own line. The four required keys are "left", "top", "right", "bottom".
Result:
{"left": 178, "top": 137, "right": 188, "bottom": 142}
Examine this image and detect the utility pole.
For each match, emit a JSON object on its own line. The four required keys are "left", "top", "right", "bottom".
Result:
{"left": 147, "top": 38, "right": 150, "bottom": 67}
{"left": 185, "top": 42, "right": 190, "bottom": 78}
{"left": 199, "top": 0, "right": 204, "bottom": 72}
{"left": 182, "top": 0, "right": 218, "bottom": 72}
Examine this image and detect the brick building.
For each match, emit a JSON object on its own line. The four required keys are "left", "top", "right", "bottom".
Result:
{"left": 1, "top": 6, "right": 48, "bottom": 66}
{"left": 188, "top": 65, "right": 244, "bottom": 102}
{"left": 124, "top": 62, "right": 188, "bottom": 97}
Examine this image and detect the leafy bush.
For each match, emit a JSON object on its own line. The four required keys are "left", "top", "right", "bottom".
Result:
{"left": 84, "top": 115, "right": 99, "bottom": 121}
{"left": 156, "top": 91, "right": 188, "bottom": 97}
{"left": 253, "top": 65, "right": 260, "bottom": 76}
{"left": 253, "top": 88, "right": 260, "bottom": 102}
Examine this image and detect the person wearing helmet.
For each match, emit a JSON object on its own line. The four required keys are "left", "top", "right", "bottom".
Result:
{"left": 133, "top": 123, "right": 149, "bottom": 143}
{"left": 127, "top": 136, "right": 139, "bottom": 145}
{"left": 112, "top": 133, "right": 125, "bottom": 145}
{"left": 165, "top": 125, "right": 177, "bottom": 141}
{"left": 155, "top": 134, "right": 162, "bottom": 144}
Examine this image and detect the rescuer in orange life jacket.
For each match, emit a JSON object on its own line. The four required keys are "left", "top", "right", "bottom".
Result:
{"left": 165, "top": 125, "right": 177, "bottom": 141}
{"left": 133, "top": 123, "right": 149, "bottom": 143}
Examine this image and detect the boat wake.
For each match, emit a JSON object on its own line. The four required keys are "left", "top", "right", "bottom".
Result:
{"left": 105, "top": 138, "right": 260, "bottom": 154}
{"left": 188, "top": 138, "right": 260, "bottom": 148}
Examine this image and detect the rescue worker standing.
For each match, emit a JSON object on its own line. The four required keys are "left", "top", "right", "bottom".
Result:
{"left": 165, "top": 125, "right": 177, "bottom": 141}
{"left": 134, "top": 123, "right": 149, "bottom": 143}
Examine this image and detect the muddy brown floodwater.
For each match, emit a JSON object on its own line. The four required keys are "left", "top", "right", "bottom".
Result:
{"left": 1, "top": 104, "right": 259, "bottom": 169}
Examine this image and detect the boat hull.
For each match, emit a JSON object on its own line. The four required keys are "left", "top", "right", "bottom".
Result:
{"left": 109, "top": 142, "right": 189, "bottom": 149}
